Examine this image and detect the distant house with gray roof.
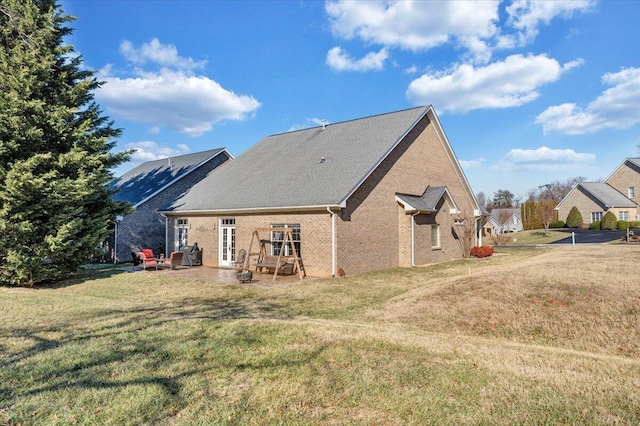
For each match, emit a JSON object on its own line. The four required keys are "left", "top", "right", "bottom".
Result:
{"left": 555, "top": 158, "right": 640, "bottom": 226}
{"left": 160, "top": 106, "right": 481, "bottom": 276}
{"left": 556, "top": 181, "right": 639, "bottom": 225}
{"left": 483, "top": 208, "right": 523, "bottom": 235}
{"left": 108, "top": 148, "right": 232, "bottom": 262}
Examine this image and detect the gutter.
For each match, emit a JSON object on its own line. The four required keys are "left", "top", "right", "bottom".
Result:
{"left": 161, "top": 204, "right": 342, "bottom": 216}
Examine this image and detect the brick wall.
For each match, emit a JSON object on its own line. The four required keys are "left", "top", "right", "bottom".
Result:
{"left": 606, "top": 161, "right": 640, "bottom": 220}
{"left": 114, "top": 153, "right": 230, "bottom": 262}
{"left": 557, "top": 187, "right": 606, "bottom": 224}
{"left": 168, "top": 211, "right": 332, "bottom": 277}
{"left": 335, "top": 112, "right": 476, "bottom": 275}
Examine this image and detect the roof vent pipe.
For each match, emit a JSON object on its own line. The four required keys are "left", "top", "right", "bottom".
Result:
{"left": 322, "top": 119, "right": 326, "bottom": 130}
{"left": 168, "top": 157, "right": 172, "bottom": 171}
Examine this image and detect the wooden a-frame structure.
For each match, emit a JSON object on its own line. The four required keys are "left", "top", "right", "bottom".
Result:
{"left": 242, "top": 228, "right": 305, "bottom": 280}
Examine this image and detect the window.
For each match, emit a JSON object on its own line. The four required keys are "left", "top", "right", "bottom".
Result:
{"left": 629, "top": 187, "right": 635, "bottom": 198}
{"left": 271, "top": 224, "right": 301, "bottom": 256}
{"left": 591, "top": 211, "right": 603, "bottom": 223}
{"left": 177, "top": 218, "right": 188, "bottom": 248}
{"left": 431, "top": 224, "right": 440, "bottom": 249}
{"left": 619, "top": 211, "right": 630, "bottom": 221}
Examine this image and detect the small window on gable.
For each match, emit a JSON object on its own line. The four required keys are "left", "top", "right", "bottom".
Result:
{"left": 629, "top": 187, "right": 635, "bottom": 199}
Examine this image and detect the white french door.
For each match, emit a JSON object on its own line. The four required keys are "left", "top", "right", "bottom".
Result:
{"left": 218, "top": 218, "right": 236, "bottom": 267}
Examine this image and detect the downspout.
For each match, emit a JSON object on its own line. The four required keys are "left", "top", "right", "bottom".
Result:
{"left": 327, "top": 207, "right": 336, "bottom": 277}
{"left": 161, "top": 213, "right": 168, "bottom": 257}
{"left": 411, "top": 211, "right": 420, "bottom": 267}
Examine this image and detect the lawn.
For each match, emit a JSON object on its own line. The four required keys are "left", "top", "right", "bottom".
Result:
{"left": 2, "top": 245, "right": 640, "bottom": 425}
{"left": 485, "top": 229, "right": 570, "bottom": 246}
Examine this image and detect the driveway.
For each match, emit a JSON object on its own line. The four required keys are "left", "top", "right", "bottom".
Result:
{"left": 550, "top": 229, "right": 627, "bottom": 244}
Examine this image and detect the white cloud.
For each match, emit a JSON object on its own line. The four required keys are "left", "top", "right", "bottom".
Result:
{"left": 459, "top": 157, "right": 485, "bottom": 169}
{"left": 493, "top": 146, "right": 595, "bottom": 171}
{"left": 326, "top": 46, "right": 388, "bottom": 72}
{"left": 506, "top": 0, "right": 595, "bottom": 45}
{"left": 326, "top": 0, "right": 499, "bottom": 61}
{"left": 536, "top": 67, "right": 640, "bottom": 135}
{"left": 119, "top": 38, "right": 206, "bottom": 71}
{"left": 406, "top": 54, "right": 582, "bottom": 113}
{"left": 126, "top": 141, "right": 191, "bottom": 163}
{"left": 97, "top": 39, "right": 261, "bottom": 137}
{"left": 324, "top": 0, "right": 594, "bottom": 67}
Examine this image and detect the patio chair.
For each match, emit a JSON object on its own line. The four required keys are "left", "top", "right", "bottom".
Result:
{"left": 168, "top": 251, "right": 183, "bottom": 270}
{"left": 139, "top": 248, "right": 159, "bottom": 270}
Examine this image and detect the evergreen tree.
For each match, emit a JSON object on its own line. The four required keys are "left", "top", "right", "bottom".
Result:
{"left": 565, "top": 206, "right": 583, "bottom": 228}
{"left": 0, "top": 0, "right": 130, "bottom": 285}
{"left": 601, "top": 211, "right": 618, "bottom": 230}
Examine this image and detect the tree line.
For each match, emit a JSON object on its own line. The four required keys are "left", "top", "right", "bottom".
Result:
{"left": 477, "top": 177, "right": 587, "bottom": 236}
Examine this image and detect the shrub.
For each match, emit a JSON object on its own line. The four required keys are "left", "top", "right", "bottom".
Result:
{"left": 471, "top": 246, "right": 494, "bottom": 258}
{"left": 590, "top": 220, "right": 601, "bottom": 230}
{"left": 629, "top": 221, "right": 640, "bottom": 229}
{"left": 566, "top": 206, "right": 584, "bottom": 228}
{"left": 550, "top": 220, "right": 565, "bottom": 229}
{"left": 617, "top": 220, "right": 630, "bottom": 231}
{"left": 601, "top": 211, "right": 618, "bottom": 230}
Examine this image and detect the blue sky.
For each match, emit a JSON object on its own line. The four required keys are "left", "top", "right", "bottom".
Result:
{"left": 60, "top": 0, "right": 640, "bottom": 201}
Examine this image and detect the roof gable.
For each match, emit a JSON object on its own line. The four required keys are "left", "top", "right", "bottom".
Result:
{"left": 110, "top": 148, "right": 229, "bottom": 206}
{"left": 396, "top": 186, "right": 458, "bottom": 213}
{"left": 165, "top": 106, "right": 433, "bottom": 213}
{"left": 605, "top": 157, "right": 640, "bottom": 182}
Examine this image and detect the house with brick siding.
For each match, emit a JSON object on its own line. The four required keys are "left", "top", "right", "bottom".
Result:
{"left": 109, "top": 148, "right": 232, "bottom": 262}
{"left": 556, "top": 158, "right": 640, "bottom": 225}
{"left": 160, "top": 106, "right": 481, "bottom": 277}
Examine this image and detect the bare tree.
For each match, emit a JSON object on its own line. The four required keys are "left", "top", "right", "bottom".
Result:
{"left": 537, "top": 199, "right": 556, "bottom": 236}
{"left": 456, "top": 211, "right": 478, "bottom": 258}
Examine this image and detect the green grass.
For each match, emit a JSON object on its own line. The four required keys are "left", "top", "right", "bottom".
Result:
{"left": 2, "top": 246, "right": 639, "bottom": 425}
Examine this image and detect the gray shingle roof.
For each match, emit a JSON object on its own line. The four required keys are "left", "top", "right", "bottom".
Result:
{"left": 111, "top": 148, "right": 227, "bottom": 205}
{"left": 579, "top": 182, "right": 638, "bottom": 208}
{"left": 625, "top": 158, "right": 640, "bottom": 169}
{"left": 396, "top": 186, "right": 447, "bottom": 212}
{"left": 165, "top": 106, "right": 431, "bottom": 213}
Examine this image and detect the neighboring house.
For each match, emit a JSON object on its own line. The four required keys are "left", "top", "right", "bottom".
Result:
{"left": 160, "top": 106, "right": 481, "bottom": 277}
{"left": 555, "top": 182, "right": 639, "bottom": 225}
{"left": 483, "top": 208, "right": 523, "bottom": 235}
{"left": 109, "top": 148, "right": 233, "bottom": 262}
{"left": 604, "top": 157, "right": 640, "bottom": 213}
{"left": 556, "top": 158, "right": 640, "bottom": 225}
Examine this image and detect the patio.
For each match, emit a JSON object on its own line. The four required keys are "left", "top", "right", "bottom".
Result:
{"left": 124, "top": 264, "right": 315, "bottom": 288}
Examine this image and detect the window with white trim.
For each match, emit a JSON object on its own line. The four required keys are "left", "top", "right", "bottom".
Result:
{"left": 177, "top": 218, "right": 188, "bottom": 248}
{"left": 271, "top": 224, "right": 301, "bottom": 256}
{"left": 591, "top": 211, "right": 603, "bottom": 223}
{"left": 619, "top": 211, "right": 630, "bottom": 221}
{"left": 431, "top": 224, "right": 440, "bottom": 249}
{"left": 629, "top": 187, "right": 635, "bottom": 198}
